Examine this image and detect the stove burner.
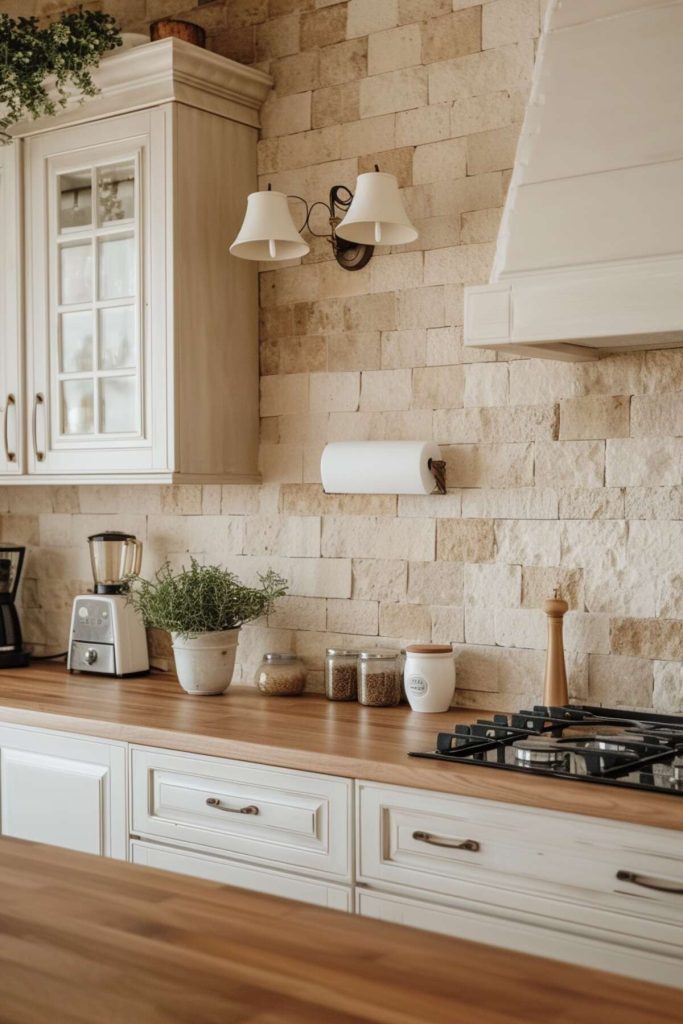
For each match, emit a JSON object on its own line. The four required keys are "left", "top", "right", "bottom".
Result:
{"left": 410, "top": 704, "right": 683, "bottom": 797}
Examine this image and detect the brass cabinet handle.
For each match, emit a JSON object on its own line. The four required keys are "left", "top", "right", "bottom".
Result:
{"left": 616, "top": 870, "right": 683, "bottom": 895}
{"left": 412, "top": 830, "right": 480, "bottom": 852}
{"left": 32, "top": 392, "right": 45, "bottom": 462}
{"left": 4, "top": 394, "right": 16, "bottom": 462}
{"left": 205, "top": 797, "right": 259, "bottom": 815}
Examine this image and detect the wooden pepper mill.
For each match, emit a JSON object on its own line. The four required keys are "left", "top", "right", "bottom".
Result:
{"left": 543, "top": 588, "right": 568, "bottom": 707}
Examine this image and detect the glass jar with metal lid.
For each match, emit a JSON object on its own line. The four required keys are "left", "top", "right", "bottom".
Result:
{"left": 358, "top": 650, "right": 401, "bottom": 707}
{"left": 325, "top": 648, "right": 359, "bottom": 701}
{"left": 255, "top": 653, "right": 306, "bottom": 696}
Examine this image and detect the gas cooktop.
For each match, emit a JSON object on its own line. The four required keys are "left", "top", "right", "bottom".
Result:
{"left": 410, "top": 705, "right": 683, "bottom": 795}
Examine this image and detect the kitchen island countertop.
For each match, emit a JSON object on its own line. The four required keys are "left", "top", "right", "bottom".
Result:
{"left": 0, "top": 663, "right": 681, "bottom": 831}
{"left": 1, "top": 834, "right": 681, "bottom": 1024}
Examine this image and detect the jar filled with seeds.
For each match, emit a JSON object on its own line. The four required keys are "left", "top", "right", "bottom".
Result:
{"left": 358, "top": 650, "right": 401, "bottom": 707}
{"left": 255, "top": 653, "right": 306, "bottom": 696}
{"left": 325, "top": 648, "right": 359, "bottom": 702}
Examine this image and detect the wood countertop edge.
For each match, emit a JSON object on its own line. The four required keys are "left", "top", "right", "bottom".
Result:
{"left": 0, "top": 692, "right": 681, "bottom": 833}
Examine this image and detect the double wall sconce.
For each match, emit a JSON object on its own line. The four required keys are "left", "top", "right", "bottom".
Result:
{"left": 230, "top": 168, "right": 418, "bottom": 272}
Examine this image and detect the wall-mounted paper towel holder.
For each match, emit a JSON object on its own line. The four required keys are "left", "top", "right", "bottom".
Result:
{"left": 320, "top": 442, "right": 447, "bottom": 496}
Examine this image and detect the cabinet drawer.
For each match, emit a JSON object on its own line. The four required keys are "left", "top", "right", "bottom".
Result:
{"left": 131, "top": 747, "right": 351, "bottom": 880}
{"left": 131, "top": 841, "right": 352, "bottom": 912}
{"left": 357, "top": 889, "right": 683, "bottom": 989}
{"left": 357, "top": 781, "right": 683, "bottom": 925}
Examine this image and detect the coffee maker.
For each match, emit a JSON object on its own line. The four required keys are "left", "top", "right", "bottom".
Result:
{"left": 0, "top": 545, "right": 30, "bottom": 669}
{"left": 67, "top": 532, "right": 149, "bottom": 677}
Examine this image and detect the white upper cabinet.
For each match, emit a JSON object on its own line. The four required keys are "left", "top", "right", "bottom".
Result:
{"left": 9, "top": 39, "right": 271, "bottom": 483}
{"left": 0, "top": 143, "right": 23, "bottom": 475}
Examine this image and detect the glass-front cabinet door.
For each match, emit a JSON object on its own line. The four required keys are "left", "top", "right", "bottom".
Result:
{"left": 25, "top": 109, "right": 169, "bottom": 477}
{"left": 0, "top": 142, "right": 23, "bottom": 476}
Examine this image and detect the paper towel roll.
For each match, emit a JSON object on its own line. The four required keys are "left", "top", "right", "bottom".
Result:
{"left": 320, "top": 441, "right": 443, "bottom": 495}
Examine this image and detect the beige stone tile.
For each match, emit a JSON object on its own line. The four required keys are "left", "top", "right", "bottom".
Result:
{"left": 557, "top": 488, "right": 625, "bottom": 520}
{"left": 588, "top": 654, "right": 653, "bottom": 708}
{"left": 460, "top": 207, "right": 502, "bottom": 244}
{"left": 465, "top": 563, "right": 522, "bottom": 607}
{"left": 360, "top": 368, "right": 413, "bottom": 411}
{"left": 496, "top": 519, "right": 561, "bottom": 567}
{"left": 611, "top": 618, "right": 683, "bottom": 662}
{"left": 509, "top": 359, "right": 581, "bottom": 406}
{"left": 428, "top": 40, "right": 535, "bottom": 104}
{"left": 268, "top": 595, "right": 327, "bottom": 631}
{"left": 398, "top": 0, "right": 450, "bottom": 23}
{"left": 201, "top": 486, "right": 221, "bottom": 516}
{"left": 272, "top": 50, "right": 320, "bottom": 96}
{"left": 369, "top": 252, "right": 424, "bottom": 293}
{"left": 259, "top": 444, "right": 304, "bottom": 483}
{"left": 482, "top": 0, "right": 540, "bottom": 50}
{"left": 301, "top": 2, "right": 347, "bottom": 47}
{"left": 437, "top": 518, "right": 496, "bottom": 562}
{"left": 412, "top": 365, "right": 465, "bottom": 409}
{"left": 431, "top": 605, "right": 464, "bottom": 643}
{"left": 360, "top": 67, "right": 428, "bottom": 118}
{"left": 464, "top": 363, "right": 509, "bottom": 408}
{"left": 584, "top": 568, "right": 656, "bottom": 618}
{"left": 413, "top": 138, "right": 467, "bottom": 185}
{"left": 344, "top": 291, "right": 398, "bottom": 331}
{"left": 261, "top": 91, "right": 312, "bottom": 138}
{"left": 628, "top": 520, "right": 683, "bottom": 574}
{"left": 403, "top": 215, "right": 463, "bottom": 254}
{"left": 467, "top": 123, "right": 520, "bottom": 175}
{"left": 521, "top": 567, "right": 583, "bottom": 611}
{"left": 353, "top": 558, "right": 408, "bottom": 601}
{"left": 381, "top": 329, "right": 427, "bottom": 369}
{"left": 624, "top": 487, "right": 683, "bottom": 521}
{"left": 368, "top": 23, "right": 421, "bottom": 75}
{"left": 606, "top": 438, "right": 683, "bottom": 487}
{"left": 312, "top": 82, "right": 360, "bottom": 128}
{"left": 289, "top": 557, "right": 352, "bottom": 598}
{"left": 444, "top": 442, "right": 534, "bottom": 488}
{"left": 327, "top": 332, "right": 381, "bottom": 371}
{"left": 281, "top": 483, "right": 396, "bottom": 517}
{"left": 451, "top": 91, "right": 517, "bottom": 138}
{"left": 397, "top": 285, "right": 446, "bottom": 329}
{"left": 322, "top": 515, "right": 435, "bottom": 560}
{"left": 327, "top": 597, "right": 379, "bottom": 634}
{"left": 160, "top": 486, "right": 202, "bottom": 516}
{"left": 535, "top": 440, "right": 605, "bottom": 489}
{"left": 369, "top": 409, "right": 435, "bottom": 439}
{"left": 310, "top": 372, "right": 360, "bottom": 412}
{"left": 494, "top": 607, "right": 546, "bottom": 649}
{"left": 559, "top": 395, "right": 630, "bottom": 440}
{"left": 462, "top": 486, "right": 558, "bottom": 519}
{"left": 256, "top": 12, "right": 300, "bottom": 59}
{"left": 564, "top": 611, "right": 610, "bottom": 655}
{"left": 395, "top": 103, "right": 451, "bottom": 147}
{"left": 347, "top": 0, "right": 399, "bottom": 38}
{"left": 630, "top": 393, "right": 683, "bottom": 438}
{"left": 359, "top": 145, "right": 414, "bottom": 186}
{"left": 408, "top": 560, "right": 464, "bottom": 603}
{"left": 339, "top": 114, "right": 395, "bottom": 157}
{"left": 260, "top": 374, "right": 309, "bottom": 417}
{"left": 279, "top": 337, "right": 327, "bottom": 375}
{"left": 244, "top": 514, "right": 320, "bottom": 558}
{"left": 653, "top": 661, "right": 683, "bottom": 713}
{"left": 221, "top": 485, "right": 261, "bottom": 516}
{"left": 463, "top": 404, "right": 558, "bottom": 443}
{"left": 379, "top": 601, "right": 432, "bottom": 641}
{"left": 398, "top": 494, "right": 462, "bottom": 520}
{"left": 657, "top": 574, "right": 683, "bottom": 619}
{"left": 424, "top": 242, "right": 494, "bottom": 286}
{"left": 320, "top": 37, "right": 368, "bottom": 88}
{"left": 421, "top": 8, "right": 482, "bottom": 64}
{"left": 561, "top": 520, "right": 628, "bottom": 572}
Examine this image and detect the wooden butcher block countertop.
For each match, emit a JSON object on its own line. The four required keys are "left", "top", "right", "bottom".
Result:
{"left": 1, "top": 836, "right": 681, "bottom": 1024}
{"left": 0, "top": 663, "right": 681, "bottom": 831}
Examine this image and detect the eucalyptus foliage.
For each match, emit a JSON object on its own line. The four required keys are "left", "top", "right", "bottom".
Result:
{"left": 0, "top": 9, "right": 121, "bottom": 140}
{"left": 126, "top": 559, "right": 288, "bottom": 638}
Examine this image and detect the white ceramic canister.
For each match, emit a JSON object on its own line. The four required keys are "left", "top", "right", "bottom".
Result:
{"left": 404, "top": 644, "right": 455, "bottom": 712}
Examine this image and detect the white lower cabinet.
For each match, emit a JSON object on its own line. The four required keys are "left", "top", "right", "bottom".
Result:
{"left": 0, "top": 725, "right": 126, "bottom": 858}
{"left": 131, "top": 840, "right": 352, "bottom": 912}
{"left": 357, "top": 781, "right": 683, "bottom": 988}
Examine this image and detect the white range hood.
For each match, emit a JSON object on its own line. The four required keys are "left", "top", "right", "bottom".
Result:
{"left": 464, "top": 0, "right": 683, "bottom": 361}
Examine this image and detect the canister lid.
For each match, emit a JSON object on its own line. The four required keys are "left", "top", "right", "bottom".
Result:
{"left": 326, "top": 648, "right": 360, "bottom": 657}
{"left": 359, "top": 650, "right": 398, "bottom": 660}
{"left": 405, "top": 644, "right": 453, "bottom": 654}
{"left": 263, "top": 652, "right": 298, "bottom": 662}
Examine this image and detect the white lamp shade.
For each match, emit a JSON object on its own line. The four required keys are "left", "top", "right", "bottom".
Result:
{"left": 335, "top": 172, "right": 418, "bottom": 246}
{"left": 230, "top": 190, "right": 310, "bottom": 261}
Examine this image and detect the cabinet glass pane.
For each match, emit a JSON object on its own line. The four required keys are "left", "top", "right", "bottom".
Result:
{"left": 60, "top": 243, "right": 93, "bottom": 305}
{"left": 60, "top": 311, "right": 93, "bottom": 372}
{"left": 99, "top": 306, "right": 135, "bottom": 370}
{"left": 98, "top": 236, "right": 135, "bottom": 299}
{"left": 62, "top": 379, "right": 94, "bottom": 435}
{"left": 100, "top": 377, "right": 136, "bottom": 433}
{"left": 97, "top": 161, "right": 135, "bottom": 225}
{"left": 58, "top": 170, "right": 92, "bottom": 231}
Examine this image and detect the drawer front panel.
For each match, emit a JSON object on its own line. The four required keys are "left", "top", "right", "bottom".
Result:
{"left": 131, "top": 841, "right": 352, "bottom": 912}
{"left": 357, "top": 890, "right": 683, "bottom": 990}
{"left": 132, "top": 747, "right": 351, "bottom": 879}
{"left": 357, "top": 781, "right": 683, "bottom": 925}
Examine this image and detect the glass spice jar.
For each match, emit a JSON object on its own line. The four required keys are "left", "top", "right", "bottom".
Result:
{"left": 325, "top": 648, "right": 359, "bottom": 702}
{"left": 358, "top": 650, "right": 401, "bottom": 707}
{"left": 255, "top": 653, "right": 306, "bottom": 696}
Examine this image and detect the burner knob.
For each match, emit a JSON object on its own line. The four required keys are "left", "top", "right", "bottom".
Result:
{"left": 84, "top": 648, "right": 98, "bottom": 665}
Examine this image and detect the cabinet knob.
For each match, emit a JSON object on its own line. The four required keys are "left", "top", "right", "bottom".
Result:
{"left": 84, "top": 648, "right": 98, "bottom": 665}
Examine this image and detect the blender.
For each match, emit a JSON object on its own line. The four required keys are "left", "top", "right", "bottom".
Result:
{"left": 67, "top": 532, "right": 149, "bottom": 677}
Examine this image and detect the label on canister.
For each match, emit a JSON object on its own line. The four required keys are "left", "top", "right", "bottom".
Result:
{"left": 407, "top": 674, "right": 429, "bottom": 695}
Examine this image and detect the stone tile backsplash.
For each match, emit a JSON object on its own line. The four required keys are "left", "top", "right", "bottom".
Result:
{"left": 1, "top": 0, "right": 681, "bottom": 711}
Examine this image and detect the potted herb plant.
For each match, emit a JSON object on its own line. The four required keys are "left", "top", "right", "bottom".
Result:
{"left": 127, "top": 559, "right": 288, "bottom": 696}
{"left": 0, "top": 9, "right": 121, "bottom": 141}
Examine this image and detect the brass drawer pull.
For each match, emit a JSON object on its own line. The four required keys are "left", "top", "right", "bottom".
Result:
{"left": 616, "top": 870, "right": 683, "bottom": 894}
{"left": 206, "top": 797, "right": 259, "bottom": 815}
{"left": 412, "top": 830, "right": 480, "bottom": 852}
{"left": 4, "top": 394, "right": 16, "bottom": 462}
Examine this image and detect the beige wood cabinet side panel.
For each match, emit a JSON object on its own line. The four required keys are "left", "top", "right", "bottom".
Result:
{"left": 0, "top": 142, "right": 24, "bottom": 475}
{"left": 173, "top": 104, "right": 259, "bottom": 480}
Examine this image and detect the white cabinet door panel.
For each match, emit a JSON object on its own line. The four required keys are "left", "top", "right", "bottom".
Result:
{"left": 131, "top": 840, "right": 352, "bottom": 912}
{"left": 0, "top": 142, "right": 24, "bottom": 475}
{"left": 0, "top": 725, "right": 127, "bottom": 858}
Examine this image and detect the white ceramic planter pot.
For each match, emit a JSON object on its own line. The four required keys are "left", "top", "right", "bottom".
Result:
{"left": 171, "top": 628, "right": 240, "bottom": 696}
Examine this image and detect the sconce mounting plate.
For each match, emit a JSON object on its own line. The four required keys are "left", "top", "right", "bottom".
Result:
{"left": 333, "top": 236, "right": 374, "bottom": 271}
